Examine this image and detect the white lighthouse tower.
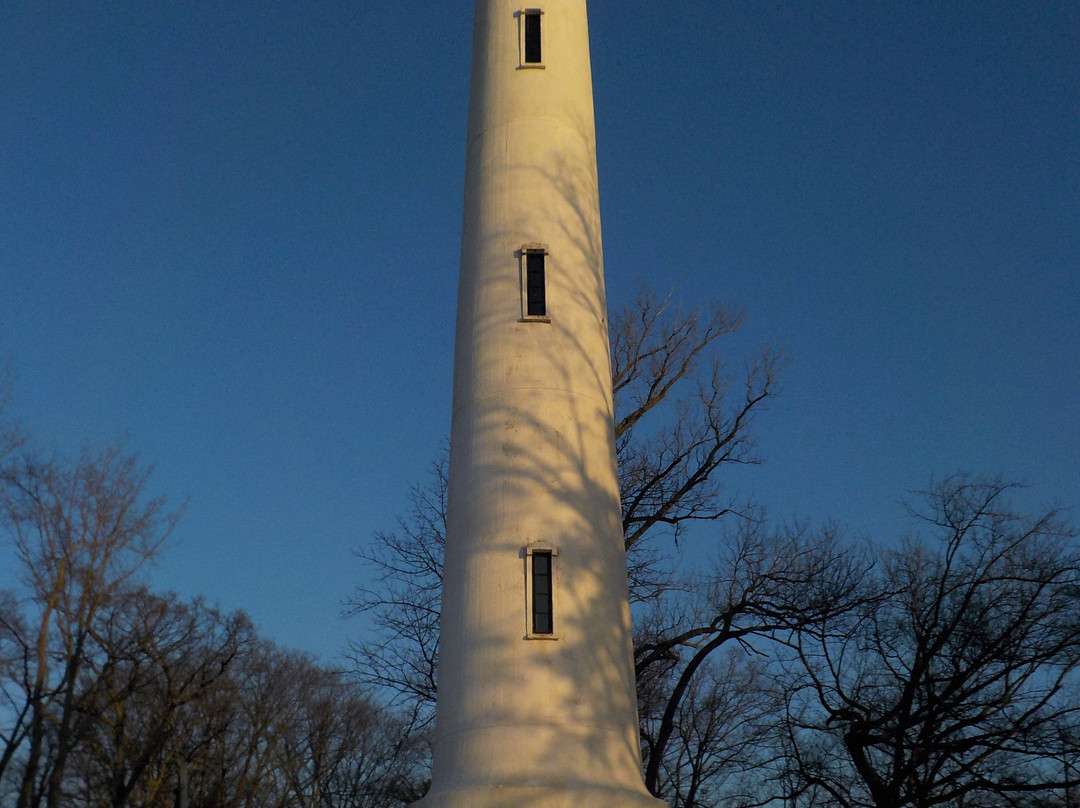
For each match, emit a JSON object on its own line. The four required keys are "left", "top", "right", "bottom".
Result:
{"left": 412, "top": 2, "right": 667, "bottom": 807}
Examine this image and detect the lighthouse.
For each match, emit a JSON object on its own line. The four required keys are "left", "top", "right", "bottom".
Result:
{"left": 412, "top": 2, "right": 667, "bottom": 807}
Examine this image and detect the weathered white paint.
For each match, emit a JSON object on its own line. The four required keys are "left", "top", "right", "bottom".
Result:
{"left": 410, "top": 2, "right": 667, "bottom": 807}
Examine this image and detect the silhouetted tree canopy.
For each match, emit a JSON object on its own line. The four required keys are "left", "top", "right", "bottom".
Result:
{"left": 781, "top": 476, "right": 1080, "bottom": 808}
{"left": 347, "top": 292, "right": 1080, "bottom": 808}
{"left": 0, "top": 407, "right": 424, "bottom": 807}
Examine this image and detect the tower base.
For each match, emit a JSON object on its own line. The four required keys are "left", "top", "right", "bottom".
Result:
{"left": 411, "top": 783, "right": 668, "bottom": 808}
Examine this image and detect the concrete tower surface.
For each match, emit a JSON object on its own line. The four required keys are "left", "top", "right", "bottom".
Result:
{"left": 411, "top": 2, "right": 668, "bottom": 807}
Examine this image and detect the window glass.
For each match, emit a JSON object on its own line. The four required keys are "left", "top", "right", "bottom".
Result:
{"left": 525, "top": 252, "right": 546, "bottom": 317}
{"left": 524, "top": 12, "right": 542, "bottom": 64}
{"left": 532, "top": 551, "right": 553, "bottom": 634}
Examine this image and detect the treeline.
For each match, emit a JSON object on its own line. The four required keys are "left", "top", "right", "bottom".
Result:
{"left": 0, "top": 429, "right": 426, "bottom": 807}
{"left": 4, "top": 289, "right": 1080, "bottom": 808}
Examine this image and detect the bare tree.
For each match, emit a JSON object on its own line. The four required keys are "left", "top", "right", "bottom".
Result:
{"left": 637, "top": 647, "right": 780, "bottom": 808}
{"left": 783, "top": 476, "right": 1080, "bottom": 808}
{"left": 0, "top": 395, "right": 416, "bottom": 808}
{"left": 0, "top": 589, "right": 31, "bottom": 789}
{"left": 274, "top": 660, "right": 426, "bottom": 808}
{"left": 635, "top": 519, "right": 873, "bottom": 807}
{"left": 68, "top": 590, "right": 252, "bottom": 808}
{"left": 611, "top": 289, "right": 777, "bottom": 553}
{"left": 169, "top": 641, "right": 424, "bottom": 808}
{"left": 0, "top": 370, "right": 23, "bottom": 465}
{"left": 347, "top": 452, "right": 446, "bottom": 732}
{"left": 0, "top": 445, "right": 178, "bottom": 808}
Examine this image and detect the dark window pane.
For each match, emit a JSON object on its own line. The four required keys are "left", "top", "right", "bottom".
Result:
{"left": 524, "top": 13, "right": 542, "bottom": 63}
{"left": 534, "top": 611, "right": 552, "bottom": 635}
{"left": 526, "top": 252, "right": 546, "bottom": 316}
{"left": 532, "top": 551, "right": 553, "bottom": 634}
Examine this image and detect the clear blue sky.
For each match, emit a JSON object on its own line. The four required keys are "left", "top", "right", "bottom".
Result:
{"left": 2, "top": 2, "right": 1077, "bottom": 661}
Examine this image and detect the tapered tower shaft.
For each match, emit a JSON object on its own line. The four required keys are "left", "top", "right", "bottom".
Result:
{"left": 413, "top": 3, "right": 666, "bottom": 806}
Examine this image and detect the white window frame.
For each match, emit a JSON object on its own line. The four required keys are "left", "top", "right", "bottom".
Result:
{"left": 524, "top": 543, "right": 559, "bottom": 640}
{"left": 515, "top": 8, "right": 545, "bottom": 69}
{"left": 518, "top": 243, "right": 550, "bottom": 322}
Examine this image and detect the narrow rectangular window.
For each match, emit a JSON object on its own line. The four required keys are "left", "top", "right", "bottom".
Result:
{"left": 525, "top": 251, "right": 546, "bottom": 317}
{"left": 524, "top": 11, "right": 542, "bottom": 64}
{"left": 531, "top": 551, "right": 553, "bottom": 635}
